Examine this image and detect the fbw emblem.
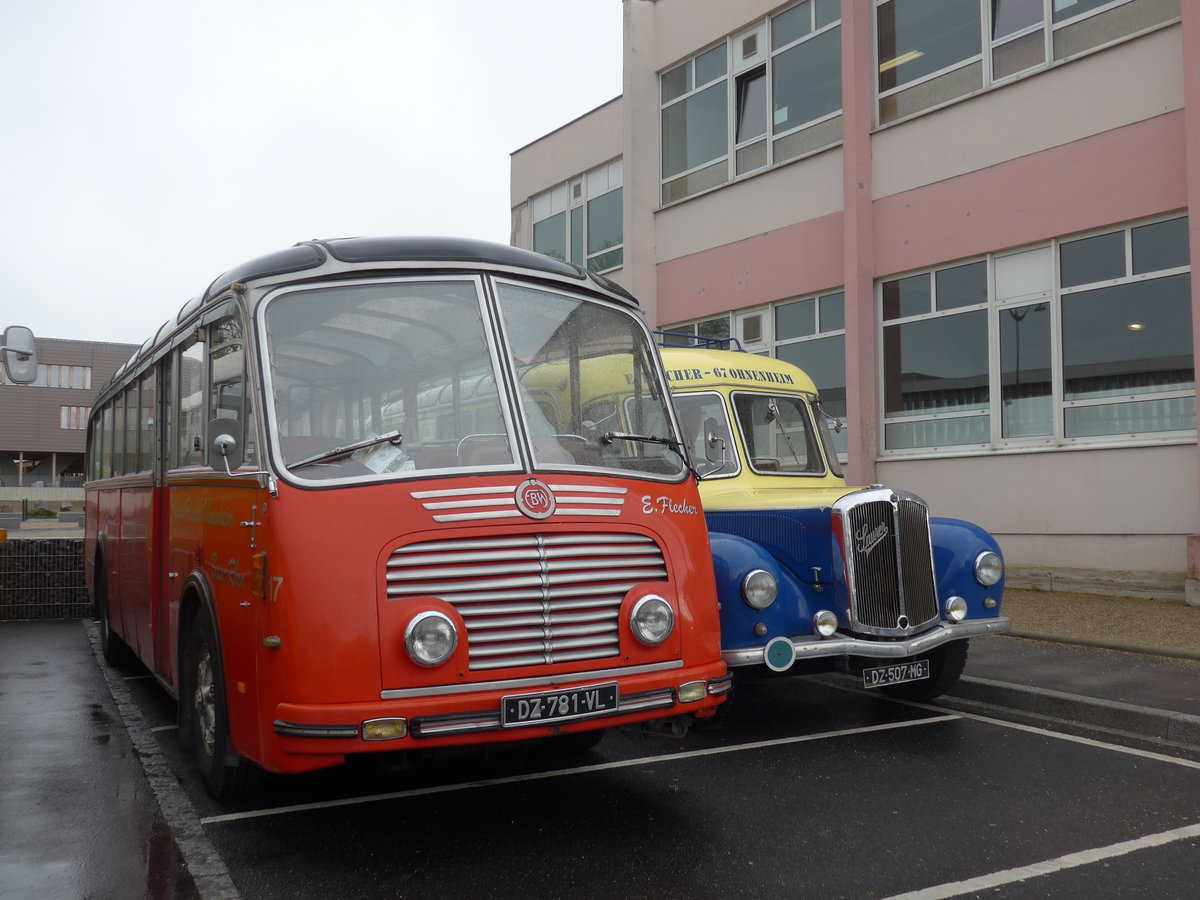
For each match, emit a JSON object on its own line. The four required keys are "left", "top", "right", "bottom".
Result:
{"left": 515, "top": 479, "right": 556, "bottom": 520}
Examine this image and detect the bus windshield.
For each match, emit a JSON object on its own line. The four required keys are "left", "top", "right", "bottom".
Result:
{"left": 497, "top": 280, "right": 685, "bottom": 479}
{"left": 731, "top": 392, "right": 827, "bottom": 476}
{"left": 263, "top": 277, "right": 684, "bottom": 481}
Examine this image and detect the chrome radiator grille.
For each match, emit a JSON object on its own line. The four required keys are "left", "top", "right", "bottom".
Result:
{"left": 385, "top": 533, "right": 667, "bottom": 671}
{"left": 840, "top": 491, "right": 939, "bottom": 635}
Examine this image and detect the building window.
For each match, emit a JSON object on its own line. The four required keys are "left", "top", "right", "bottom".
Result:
{"left": 659, "top": 315, "right": 733, "bottom": 347}
{"left": 881, "top": 214, "right": 1193, "bottom": 454}
{"left": 1, "top": 364, "right": 93, "bottom": 388}
{"left": 60, "top": 406, "right": 91, "bottom": 429}
{"left": 661, "top": 0, "right": 842, "bottom": 205}
{"left": 877, "top": 0, "right": 1179, "bottom": 125}
{"left": 531, "top": 160, "right": 623, "bottom": 273}
{"left": 775, "top": 291, "right": 847, "bottom": 455}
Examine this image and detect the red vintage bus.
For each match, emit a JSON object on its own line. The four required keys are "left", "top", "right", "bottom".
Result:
{"left": 85, "top": 237, "right": 729, "bottom": 796}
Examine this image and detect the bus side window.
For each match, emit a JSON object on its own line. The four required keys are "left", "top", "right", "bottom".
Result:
{"left": 100, "top": 403, "right": 114, "bottom": 479}
{"left": 138, "top": 370, "right": 155, "bottom": 474}
{"left": 208, "top": 314, "right": 249, "bottom": 466}
{"left": 124, "top": 383, "right": 140, "bottom": 475}
{"left": 178, "top": 336, "right": 206, "bottom": 467}
{"left": 113, "top": 391, "right": 126, "bottom": 477}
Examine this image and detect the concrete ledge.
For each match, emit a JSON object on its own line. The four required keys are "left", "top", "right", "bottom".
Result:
{"left": 1006, "top": 566, "right": 1187, "bottom": 603}
{"left": 946, "top": 675, "right": 1200, "bottom": 748}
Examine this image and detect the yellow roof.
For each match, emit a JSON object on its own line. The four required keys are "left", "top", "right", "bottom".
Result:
{"left": 659, "top": 347, "right": 819, "bottom": 395}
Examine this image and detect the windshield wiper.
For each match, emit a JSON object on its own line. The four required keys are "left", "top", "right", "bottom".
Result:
{"left": 766, "top": 399, "right": 803, "bottom": 467}
{"left": 602, "top": 432, "right": 698, "bottom": 479}
{"left": 288, "top": 430, "right": 402, "bottom": 470}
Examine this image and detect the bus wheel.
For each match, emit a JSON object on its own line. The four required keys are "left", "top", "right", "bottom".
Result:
{"left": 880, "top": 639, "right": 969, "bottom": 702}
{"left": 188, "top": 609, "right": 259, "bottom": 799}
{"left": 95, "top": 567, "right": 135, "bottom": 668}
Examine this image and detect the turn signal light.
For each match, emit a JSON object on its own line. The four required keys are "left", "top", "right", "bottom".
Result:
{"left": 677, "top": 681, "right": 707, "bottom": 703}
{"left": 362, "top": 718, "right": 408, "bottom": 741}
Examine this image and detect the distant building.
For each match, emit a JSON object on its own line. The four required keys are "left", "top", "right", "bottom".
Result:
{"left": 510, "top": 1, "right": 1197, "bottom": 592}
{"left": 0, "top": 337, "right": 138, "bottom": 487}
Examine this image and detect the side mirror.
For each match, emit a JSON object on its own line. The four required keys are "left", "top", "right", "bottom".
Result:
{"left": 209, "top": 417, "right": 244, "bottom": 474}
{"left": 1, "top": 326, "right": 37, "bottom": 384}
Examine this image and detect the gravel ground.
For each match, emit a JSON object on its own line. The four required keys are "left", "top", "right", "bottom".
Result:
{"left": 1003, "top": 589, "right": 1200, "bottom": 660}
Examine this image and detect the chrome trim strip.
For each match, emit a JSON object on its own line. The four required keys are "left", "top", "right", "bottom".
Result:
{"left": 411, "top": 485, "right": 517, "bottom": 499}
{"left": 433, "top": 510, "right": 524, "bottom": 522}
{"left": 721, "top": 618, "right": 1011, "bottom": 668}
{"left": 273, "top": 720, "right": 360, "bottom": 739}
{"left": 380, "top": 659, "right": 684, "bottom": 699}
{"left": 708, "top": 674, "right": 734, "bottom": 695}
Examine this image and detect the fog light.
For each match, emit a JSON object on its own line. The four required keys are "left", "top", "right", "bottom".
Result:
{"left": 631, "top": 595, "right": 674, "bottom": 646}
{"left": 742, "top": 569, "right": 778, "bottom": 610}
{"left": 984, "top": 596, "right": 997, "bottom": 609}
{"left": 362, "top": 718, "right": 408, "bottom": 741}
{"left": 945, "top": 596, "right": 968, "bottom": 622}
{"left": 975, "top": 550, "right": 1003, "bottom": 587}
{"left": 677, "top": 681, "right": 706, "bottom": 703}
{"left": 813, "top": 609, "right": 838, "bottom": 637}
{"left": 405, "top": 611, "right": 458, "bottom": 666}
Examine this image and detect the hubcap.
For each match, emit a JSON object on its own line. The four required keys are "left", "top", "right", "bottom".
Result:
{"left": 193, "top": 642, "right": 216, "bottom": 759}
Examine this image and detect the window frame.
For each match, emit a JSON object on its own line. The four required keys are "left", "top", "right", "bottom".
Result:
{"left": 879, "top": 213, "right": 1194, "bottom": 459}
{"left": 531, "top": 159, "right": 624, "bottom": 274}
{"left": 659, "top": 0, "right": 843, "bottom": 206}
{"left": 875, "top": 0, "right": 1181, "bottom": 127}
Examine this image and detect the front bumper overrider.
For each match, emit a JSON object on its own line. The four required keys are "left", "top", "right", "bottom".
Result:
{"left": 722, "top": 617, "right": 1011, "bottom": 669}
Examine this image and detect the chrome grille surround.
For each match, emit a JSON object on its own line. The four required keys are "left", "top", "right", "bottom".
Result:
{"left": 834, "top": 487, "right": 939, "bottom": 637}
{"left": 385, "top": 532, "right": 667, "bottom": 671}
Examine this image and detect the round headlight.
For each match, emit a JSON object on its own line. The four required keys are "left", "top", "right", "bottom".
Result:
{"left": 405, "top": 611, "right": 458, "bottom": 667}
{"left": 945, "top": 595, "right": 968, "bottom": 623}
{"left": 630, "top": 595, "right": 675, "bottom": 646}
{"left": 975, "top": 550, "right": 1004, "bottom": 587}
{"left": 813, "top": 609, "right": 838, "bottom": 637}
{"left": 742, "top": 569, "right": 778, "bottom": 610}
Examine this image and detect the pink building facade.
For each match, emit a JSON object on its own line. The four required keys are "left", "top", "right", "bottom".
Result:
{"left": 510, "top": 0, "right": 1197, "bottom": 596}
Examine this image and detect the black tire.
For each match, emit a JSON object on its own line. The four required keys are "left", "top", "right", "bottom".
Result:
{"left": 94, "top": 566, "right": 135, "bottom": 668}
{"left": 881, "top": 639, "right": 969, "bottom": 702}
{"left": 187, "top": 607, "right": 259, "bottom": 799}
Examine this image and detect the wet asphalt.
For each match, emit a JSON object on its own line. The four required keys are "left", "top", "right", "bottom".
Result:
{"left": 1, "top": 592, "right": 1198, "bottom": 900}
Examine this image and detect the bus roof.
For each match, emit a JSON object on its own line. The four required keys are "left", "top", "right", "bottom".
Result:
{"left": 659, "top": 346, "right": 819, "bottom": 395}
{"left": 101, "top": 236, "right": 638, "bottom": 398}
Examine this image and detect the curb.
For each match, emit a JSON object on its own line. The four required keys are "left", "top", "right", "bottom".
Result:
{"left": 85, "top": 620, "right": 243, "bottom": 900}
{"left": 1008, "top": 629, "right": 1200, "bottom": 663}
{"left": 944, "top": 674, "right": 1200, "bottom": 748}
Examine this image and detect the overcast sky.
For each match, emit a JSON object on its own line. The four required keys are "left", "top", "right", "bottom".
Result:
{"left": 1, "top": 0, "right": 623, "bottom": 346}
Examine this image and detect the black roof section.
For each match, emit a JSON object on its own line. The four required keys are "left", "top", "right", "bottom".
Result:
{"left": 203, "top": 236, "right": 636, "bottom": 307}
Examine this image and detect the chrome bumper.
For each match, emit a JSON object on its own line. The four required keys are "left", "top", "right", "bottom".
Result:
{"left": 722, "top": 617, "right": 1011, "bottom": 669}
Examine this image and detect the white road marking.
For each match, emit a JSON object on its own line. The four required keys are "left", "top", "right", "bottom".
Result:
{"left": 199, "top": 714, "right": 960, "bottom": 825}
{"left": 879, "top": 821, "right": 1200, "bottom": 900}
{"left": 822, "top": 680, "right": 1200, "bottom": 773}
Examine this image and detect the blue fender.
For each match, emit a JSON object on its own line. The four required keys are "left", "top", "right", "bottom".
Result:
{"left": 708, "top": 531, "right": 831, "bottom": 650}
{"left": 930, "top": 517, "right": 1006, "bottom": 619}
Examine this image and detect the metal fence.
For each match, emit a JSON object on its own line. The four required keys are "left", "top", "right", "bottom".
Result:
{"left": 0, "top": 538, "right": 90, "bottom": 621}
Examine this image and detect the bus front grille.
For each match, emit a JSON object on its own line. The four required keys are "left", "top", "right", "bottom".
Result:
{"left": 385, "top": 533, "right": 667, "bottom": 671}
{"left": 839, "top": 490, "right": 939, "bottom": 636}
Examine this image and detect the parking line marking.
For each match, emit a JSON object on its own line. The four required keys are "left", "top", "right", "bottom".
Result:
{"left": 822, "top": 680, "right": 1200, "bottom": 772}
{"left": 199, "top": 714, "right": 960, "bottom": 825}
{"left": 879, "top": 821, "right": 1200, "bottom": 900}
